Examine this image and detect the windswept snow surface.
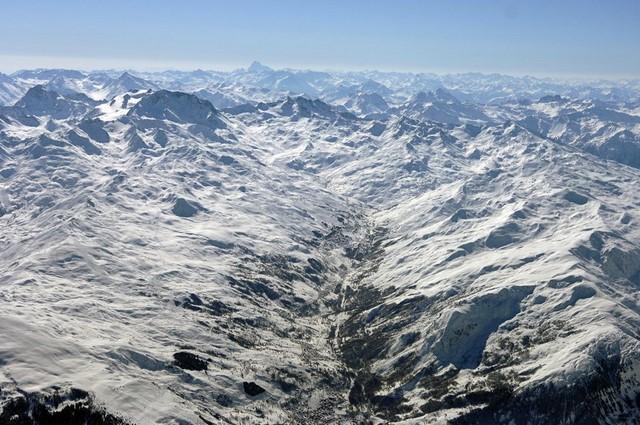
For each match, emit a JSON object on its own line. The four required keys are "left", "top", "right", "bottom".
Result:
{"left": 1, "top": 65, "right": 640, "bottom": 425}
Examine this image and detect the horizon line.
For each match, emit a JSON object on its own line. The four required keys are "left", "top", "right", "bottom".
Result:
{"left": 0, "top": 54, "right": 638, "bottom": 83}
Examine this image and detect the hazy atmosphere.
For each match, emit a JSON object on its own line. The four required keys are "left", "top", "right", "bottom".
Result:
{"left": 1, "top": 0, "right": 639, "bottom": 77}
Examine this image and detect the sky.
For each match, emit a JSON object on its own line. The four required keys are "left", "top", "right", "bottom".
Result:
{"left": 0, "top": 0, "right": 638, "bottom": 79}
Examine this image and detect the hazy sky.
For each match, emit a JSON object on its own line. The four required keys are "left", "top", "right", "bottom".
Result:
{"left": 1, "top": 0, "right": 638, "bottom": 78}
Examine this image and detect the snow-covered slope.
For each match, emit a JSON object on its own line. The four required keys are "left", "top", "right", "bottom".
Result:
{"left": 339, "top": 92, "right": 390, "bottom": 118}
{"left": 0, "top": 88, "right": 364, "bottom": 424}
{"left": 498, "top": 96, "right": 640, "bottom": 169}
{"left": 1, "top": 67, "right": 640, "bottom": 425}
{"left": 0, "top": 73, "right": 26, "bottom": 106}
{"left": 98, "top": 72, "right": 159, "bottom": 100}
{"left": 398, "top": 89, "right": 493, "bottom": 125}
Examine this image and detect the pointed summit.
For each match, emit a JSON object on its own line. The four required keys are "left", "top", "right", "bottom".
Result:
{"left": 433, "top": 87, "right": 458, "bottom": 103}
{"left": 116, "top": 71, "right": 146, "bottom": 87}
{"left": 247, "top": 61, "right": 273, "bottom": 73}
{"left": 15, "top": 85, "right": 64, "bottom": 114}
{"left": 14, "top": 85, "right": 91, "bottom": 119}
{"left": 102, "top": 72, "right": 157, "bottom": 99}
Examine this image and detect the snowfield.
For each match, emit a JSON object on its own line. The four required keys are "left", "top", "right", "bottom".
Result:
{"left": 1, "top": 64, "right": 640, "bottom": 425}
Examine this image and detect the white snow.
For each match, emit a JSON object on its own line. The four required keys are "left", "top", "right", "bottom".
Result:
{"left": 1, "top": 65, "right": 640, "bottom": 424}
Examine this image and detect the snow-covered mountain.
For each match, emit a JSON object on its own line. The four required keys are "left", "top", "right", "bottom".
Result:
{"left": 337, "top": 92, "right": 390, "bottom": 118}
{"left": 398, "top": 89, "right": 493, "bottom": 125}
{"left": 3, "top": 64, "right": 638, "bottom": 109}
{"left": 0, "top": 73, "right": 26, "bottom": 106}
{"left": 98, "top": 72, "right": 159, "bottom": 100}
{"left": 1, "top": 65, "right": 640, "bottom": 425}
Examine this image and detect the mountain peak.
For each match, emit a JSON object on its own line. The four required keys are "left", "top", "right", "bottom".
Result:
{"left": 13, "top": 85, "right": 92, "bottom": 119}
{"left": 16, "top": 85, "right": 62, "bottom": 107}
{"left": 538, "top": 94, "right": 568, "bottom": 103}
{"left": 248, "top": 61, "right": 273, "bottom": 73}
{"left": 411, "top": 88, "right": 459, "bottom": 104}
{"left": 101, "top": 72, "right": 157, "bottom": 99}
{"left": 117, "top": 71, "right": 140, "bottom": 83}
{"left": 128, "top": 90, "right": 225, "bottom": 128}
{"left": 277, "top": 96, "right": 335, "bottom": 119}
{"left": 434, "top": 87, "right": 458, "bottom": 102}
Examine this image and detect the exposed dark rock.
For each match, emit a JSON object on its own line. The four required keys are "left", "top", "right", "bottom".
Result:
{"left": 0, "top": 385, "right": 129, "bottom": 425}
{"left": 243, "top": 381, "right": 266, "bottom": 397}
{"left": 348, "top": 380, "right": 366, "bottom": 405}
{"left": 227, "top": 276, "right": 281, "bottom": 300}
{"left": 153, "top": 129, "right": 168, "bottom": 147}
{"left": 218, "top": 155, "right": 237, "bottom": 165}
{"left": 306, "top": 257, "right": 325, "bottom": 273}
{"left": 215, "top": 394, "right": 233, "bottom": 407}
{"left": 172, "top": 197, "right": 202, "bottom": 217}
{"left": 450, "top": 355, "right": 626, "bottom": 425}
{"left": 79, "top": 119, "right": 110, "bottom": 143}
{"left": 485, "top": 222, "right": 520, "bottom": 249}
{"left": 173, "top": 351, "right": 209, "bottom": 371}
{"left": 278, "top": 380, "right": 297, "bottom": 394}
{"left": 67, "top": 130, "right": 102, "bottom": 155}
{"left": 564, "top": 190, "right": 589, "bottom": 205}
{"left": 128, "top": 90, "right": 226, "bottom": 129}
{"left": 205, "top": 239, "right": 235, "bottom": 250}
